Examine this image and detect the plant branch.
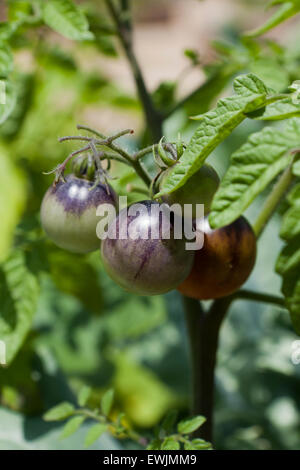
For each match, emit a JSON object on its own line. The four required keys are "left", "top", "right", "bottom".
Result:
{"left": 183, "top": 295, "right": 234, "bottom": 443}
{"left": 233, "top": 289, "right": 286, "bottom": 307}
{"left": 254, "top": 163, "right": 294, "bottom": 238}
{"left": 75, "top": 408, "right": 147, "bottom": 447}
{"left": 104, "top": 0, "right": 163, "bottom": 141}
{"left": 62, "top": 125, "right": 152, "bottom": 186}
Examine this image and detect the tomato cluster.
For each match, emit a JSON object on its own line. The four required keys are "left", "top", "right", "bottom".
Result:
{"left": 41, "top": 162, "right": 256, "bottom": 298}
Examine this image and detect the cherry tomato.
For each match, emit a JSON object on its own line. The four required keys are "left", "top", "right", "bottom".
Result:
{"left": 41, "top": 174, "right": 117, "bottom": 253}
{"left": 178, "top": 216, "right": 256, "bottom": 299}
{"left": 101, "top": 200, "right": 194, "bottom": 295}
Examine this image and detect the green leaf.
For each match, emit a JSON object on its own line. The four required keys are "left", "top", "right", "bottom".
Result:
{"left": 48, "top": 249, "right": 103, "bottom": 313}
{"left": 152, "top": 81, "right": 176, "bottom": 112}
{"left": 94, "top": 34, "right": 117, "bottom": 57}
{"left": 0, "top": 250, "right": 39, "bottom": 364}
{"left": 276, "top": 180, "right": 300, "bottom": 334}
{"left": 177, "top": 415, "right": 206, "bottom": 434}
{"left": 280, "top": 205, "right": 300, "bottom": 239}
{"left": 184, "top": 48, "right": 200, "bottom": 65}
{"left": 84, "top": 423, "right": 108, "bottom": 448}
{"left": 60, "top": 416, "right": 85, "bottom": 439}
{"left": 147, "top": 438, "right": 162, "bottom": 450}
{"left": 280, "top": 270, "right": 300, "bottom": 334}
{"left": 0, "top": 43, "right": 13, "bottom": 77}
{"left": 0, "top": 147, "right": 26, "bottom": 261}
{"left": 77, "top": 385, "right": 92, "bottom": 407}
{"left": 43, "top": 402, "right": 75, "bottom": 422}
{"left": 183, "top": 63, "right": 239, "bottom": 117}
{"left": 0, "top": 406, "right": 120, "bottom": 450}
{"left": 287, "top": 181, "right": 300, "bottom": 204}
{"left": 0, "top": 73, "right": 35, "bottom": 139}
{"left": 161, "top": 437, "right": 180, "bottom": 450}
{"left": 0, "top": 80, "right": 17, "bottom": 125}
{"left": 184, "top": 438, "right": 212, "bottom": 450}
{"left": 8, "top": 1, "right": 33, "bottom": 23}
{"left": 42, "top": 0, "right": 94, "bottom": 41}
{"left": 0, "top": 23, "right": 16, "bottom": 42}
{"left": 101, "top": 389, "right": 114, "bottom": 417}
{"left": 86, "top": 10, "right": 117, "bottom": 57}
{"left": 245, "top": 1, "right": 300, "bottom": 38}
{"left": 249, "top": 57, "right": 289, "bottom": 92}
{"left": 249, "top": 97, "right": 300, "bottom": 121}
{"left": 293, "top": 159, "right": 300, "bottom": 176}
{"left": 156, "top": 74, "right": 268, "bottom": 198}
{"left": 210, "top": 118, "right": 300, "bottom": 228}
{"left": 161, "top": 410, "right": 178, "bottom": 434}
{"left": 276, "top": 235, "right": 300, "bottom": 274}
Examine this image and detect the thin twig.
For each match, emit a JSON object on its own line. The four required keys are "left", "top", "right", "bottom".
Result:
{"left": 233, "top": 289, "right": 286, "bottom": 307}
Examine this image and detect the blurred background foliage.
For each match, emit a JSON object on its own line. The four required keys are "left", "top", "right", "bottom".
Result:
{"left": 0, "top": 0, "right": 300, "bottom": 450}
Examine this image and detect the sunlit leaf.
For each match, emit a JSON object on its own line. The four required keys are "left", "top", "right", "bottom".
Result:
{"left": 0, "top": 80, "right": 16, "bottom": 125}
{"left": 101, "top": 389, "right": 114, "bottom": 417}
{"left": 248, "top": 97, "right": 300, "bottom": 121}
{"left": 0, "top": 250, "right": 39, "bottom": 364}
{"left": 77, "top": 385, "right": 92, "bottom": 407}
{"left": 210, "top": 118, "right": 300, "bottom": 228}
{"left": 42, "top": 0, "right": 94, "bottom": 41}
{"left": 43, "top": 402, "right": 74, "bottom": 422}
{"left": 0, "top": 43, "right": 13, "bottom": 77}
{"left": 249, "top": 57, "right": 289, "bottom": 92}
{"left": 84, "top": 423, "right": 107, "bottom": 448}
{"left": 245, "top": 1, "right": 300, "bottom": 38}
{"left": 161, "top": 437, "right": 180, "bottom": 450}
{"left": 0, "top": 147, "right": 26, "bottom": 261}
{"left": 177, "top": 415, "right": 206, "bottom": 434}
{"left": 276, "top": 179, "right": 300, "bottom": 334}
{"left": 156, "top": 74, "right": 269, "bottom": 199}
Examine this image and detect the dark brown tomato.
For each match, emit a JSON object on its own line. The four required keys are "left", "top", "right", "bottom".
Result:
{"left": 177, "top": 216, "right": 256, "bottom": 299}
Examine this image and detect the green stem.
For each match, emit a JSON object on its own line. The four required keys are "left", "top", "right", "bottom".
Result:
{"left": 76, "top": 124, "right": 152, "bottom": 186}
{"left": 102, "top": 153, "right": 132, "bottom": 166}
{"left": 104, "top": 0, "right": 163, "bottom": 142}
{"left": 77, "top": 408, "right": 147, "bottom": 447}
{"left": 133, "top": 144, "right": 155, "bottom": 161}
{"left": 183, "top": 295, "right": 234, "bottom": 443}
{"left": 253, "top": 164, "right": 294, "bottom": 238}
{"left": 233, "top": 289, "right": 286, "bottom": 307}
{"left": 131, "top": 159, "right": 152, "bottom": 187}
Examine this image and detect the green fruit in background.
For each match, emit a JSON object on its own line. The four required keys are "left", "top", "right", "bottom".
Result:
{"left": 160, "top": 164, "right": 219, "bottom": 218}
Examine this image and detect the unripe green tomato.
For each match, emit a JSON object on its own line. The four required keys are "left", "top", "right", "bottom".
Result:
{"left": 101, "top": 200, "right": 194, "bottom": 295}
{"left": 160, "top": 164, "right": 219, "bottom": 218}
{"left": 41, "top": 174, "right": 117, "bottom": 253}
{"left": 177, "top": 215, "right": 256, "bottom": 299}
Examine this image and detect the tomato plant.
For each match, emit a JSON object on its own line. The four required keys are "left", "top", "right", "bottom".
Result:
{"left": 0, "top": 0, "right": 300, "bottom": 453}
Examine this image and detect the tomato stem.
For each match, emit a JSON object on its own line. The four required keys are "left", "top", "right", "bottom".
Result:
{"left": 104, "top": 0, "right": 163, "bottom": 142}
{"left": 233, "top": 289, "right": 285, "bottom": 307}
{"left": 183, "top": 295, "right": 234, "bottom": 443}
